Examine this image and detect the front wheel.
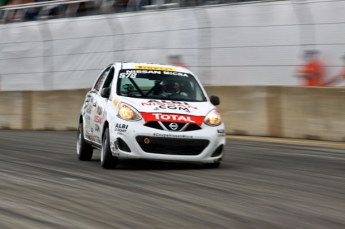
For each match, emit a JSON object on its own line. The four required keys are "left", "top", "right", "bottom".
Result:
{"left": 101, "top": 127, "right": 119, "bottom": 169}
{"left": 77, "top": 123, "right": 93, "bottom": 161}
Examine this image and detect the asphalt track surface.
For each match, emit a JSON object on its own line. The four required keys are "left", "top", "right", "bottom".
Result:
{"left": 0, "top": 131, "right": 344, "bottom": 229}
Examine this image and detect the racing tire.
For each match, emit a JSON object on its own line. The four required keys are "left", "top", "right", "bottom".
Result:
{"left": 203, "top": 162, "right": 220, "bottom": 169}
{"left": 77, "top": 123, "right": 93, "bottom": 161}
{"left": 101, "top": 127, "right": 119, "bottom": 169}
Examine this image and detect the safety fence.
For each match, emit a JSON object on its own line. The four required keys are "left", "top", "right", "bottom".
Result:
{"left": 0, "top": 0, "right": 345, "bottom": 90}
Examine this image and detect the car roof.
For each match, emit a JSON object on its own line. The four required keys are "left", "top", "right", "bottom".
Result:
{"left": 115, "top": 62, "right": 192, "bottom": 74}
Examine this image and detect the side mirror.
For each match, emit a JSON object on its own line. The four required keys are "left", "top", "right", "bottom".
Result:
{"left": 210, "top": 95, "right": 220, "bottom": 106}
{"left": 100, "top": 88, "right": 111, "bottom": 99}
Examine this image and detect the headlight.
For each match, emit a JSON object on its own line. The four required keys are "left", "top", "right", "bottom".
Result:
{"left": 204, "top": 110, "right": 221, "bottom": 126}
{"left": 117, "top": 103, "right": 142, "bottom": 121}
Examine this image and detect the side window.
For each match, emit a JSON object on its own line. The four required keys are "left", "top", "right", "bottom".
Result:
{"left": 93, "top": 68, "right": 110, "bottom": 91}
{"left": 102, "top": 67, "right": 115, "bottom": 89}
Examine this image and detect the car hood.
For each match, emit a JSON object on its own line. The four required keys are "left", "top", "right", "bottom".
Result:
{"left": 116, "top": 96, "right": 215, "bottom": 116}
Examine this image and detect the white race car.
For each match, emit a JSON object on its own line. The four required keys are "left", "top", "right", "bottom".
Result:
{"left": 77, "top": 63, "right": 225, "bottom": 169}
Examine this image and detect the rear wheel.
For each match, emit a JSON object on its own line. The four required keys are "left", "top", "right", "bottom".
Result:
{"left": 101, "top": 127, "right": 119, "bottom": 169}
{"left": 77, "top": 123, "right": 93, "bottom": 161}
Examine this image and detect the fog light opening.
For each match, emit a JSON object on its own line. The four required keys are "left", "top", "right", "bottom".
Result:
{"left": 211, "top": 145, "right": 223, "bottom": 157}
{"left": 117, "top": 138, "right": 131, "bottom": 152}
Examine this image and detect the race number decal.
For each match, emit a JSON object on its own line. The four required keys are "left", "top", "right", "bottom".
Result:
{"left": 119, "top": 70, "right": 137, "bottom": 78}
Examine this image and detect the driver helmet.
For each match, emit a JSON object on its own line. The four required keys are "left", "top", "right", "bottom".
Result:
{"left": 162, "top": 80, "right": 180, "bottom": 93}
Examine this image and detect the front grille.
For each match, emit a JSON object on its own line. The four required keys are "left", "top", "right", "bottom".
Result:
{"left": 144, "top": 121, "right": 163, "bottom": 130}
{"left": 136, "top": 136, "right": 209, "bottom": 155}
{"left": 144, "top": 121, "right": 202, "bottom": 131}
{"left": 161, "top": 122, "right": 184, "bottom": 131}
{"left": 184, "top": 124, "right": 201, "bottom": 131}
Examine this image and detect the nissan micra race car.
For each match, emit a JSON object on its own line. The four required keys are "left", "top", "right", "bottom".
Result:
{"left": 77, "top": 62, "right": 226, "bottom": 169}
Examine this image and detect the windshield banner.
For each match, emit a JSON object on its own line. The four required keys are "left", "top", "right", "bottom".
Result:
{"left": 135, "top": 65, "right": 176, "bottom": 71}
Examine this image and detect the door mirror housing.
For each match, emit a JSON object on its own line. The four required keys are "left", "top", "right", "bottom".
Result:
{"left": 100, "top": 88, "right": 111, "bottom": 99}
{"left": 210, "top": 95, "right": 220, "bottom": 106}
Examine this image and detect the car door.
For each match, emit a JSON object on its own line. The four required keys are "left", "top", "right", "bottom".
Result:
{"left": 92, "top": 66, "right": 115, "bottom": 144}
{"left": 87, "top": 67, "right": 111, "bottom": 144}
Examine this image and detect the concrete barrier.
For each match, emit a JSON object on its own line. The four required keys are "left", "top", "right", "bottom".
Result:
{"left": 0, "top": 91, "right": 25, "bottom": 129}
{"left": 1, "top": 87, "right": 345, "bottom": 142}
{"left": 0, "top": 89, "right": 88, "bottom": 130}
{"left": 30, "top": 89, "right": 89, "bottom": 130}
{"left": 280, "top": 87, "right": 345, "bottom": 142}
{"left": 204, "top": 86, "right": 270, "bottom": 137}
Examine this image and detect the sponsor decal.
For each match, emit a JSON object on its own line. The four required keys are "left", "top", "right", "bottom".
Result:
{"left": 141, "top": 113, "right": 204, "bottom": 125}
{"left": 113, "top": 98, "right": 120, "bottom": 107}
{"left": 84, "top": 124, "right": 91, "bottom": 139}
{"left": 162, "top": 71, "right": 188, "bottom": 77}
{"left": 114, "top": 123, "right": 128, "bottom": 133}
{"left": 96, "top": 106, "right": 103, "bottom": 116}
{"left": 142, "top": 100, "right": 197, "bottom": 113}
{"left": 85, "top": 133, "right": 91, "bottom": 140}
{"left": 153, "top": 133, "right": 193, "bottom": 139}
{"left": 85, "top": 115, "right": 91, "bottom": 124}
{"left": 94, "top": 116, "right": 102, "bottom": 124}
{"left": 119, "top": 69, "right": 187, "bottom": 77}
{"left": 159, "top": 106, "right": 190, "bottom": 112}
{"left": 94, "top": 136, "right": 101, "bottom": 144}
{"left": 135, "top": 65, "right": 176, "bottom": 71}
{"left": 217, "top": 129, "right": 225, "bottom": 137}
{"left": 119, "top": 70, "right": 137, "bottom": 78}
{"left": 86, "top": 104, "right": 92, "bottom": 114}
{"left": 84, "top": 124, "right": 91, "bottom": 134}
{"left": 95, "top": 124, "right": 100, "bottom": 132}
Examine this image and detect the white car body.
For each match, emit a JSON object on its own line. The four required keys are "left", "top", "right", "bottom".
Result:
{"left": 78, "top": 62, "right": 225, "bottom": 168}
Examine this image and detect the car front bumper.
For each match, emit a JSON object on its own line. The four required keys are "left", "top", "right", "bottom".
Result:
{"left": 109, "top": 120, "right": 226, "bottom": 164}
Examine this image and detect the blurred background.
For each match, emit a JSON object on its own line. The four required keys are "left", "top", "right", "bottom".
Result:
{"left": 1, "top": 0, "right": 345, "bottom": 139}
{"left": 1, "top": 2, "right": 345, "bottom": 228}
{"left": 1, "top": 0, "right": 345, "bottom": 91}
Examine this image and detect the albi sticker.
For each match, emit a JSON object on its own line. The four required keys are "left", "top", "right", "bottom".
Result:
{"left": 114, "top": 123, "right": 128, "bottom": 132}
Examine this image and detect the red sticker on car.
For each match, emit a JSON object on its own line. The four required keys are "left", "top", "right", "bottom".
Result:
{"left": 94, "top": 116, "right": 102, "bottom": 124}
{"left": 141, "top": 113, "right": 204, "bottom": 125}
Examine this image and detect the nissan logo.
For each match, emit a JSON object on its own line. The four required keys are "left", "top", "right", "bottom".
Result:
{"left": 169, "top": 123, "right": 179, "bottom": 130}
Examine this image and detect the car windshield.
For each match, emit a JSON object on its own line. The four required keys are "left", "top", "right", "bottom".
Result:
{"left": 116, "top": 69, "right": 207, "bottom": 102}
